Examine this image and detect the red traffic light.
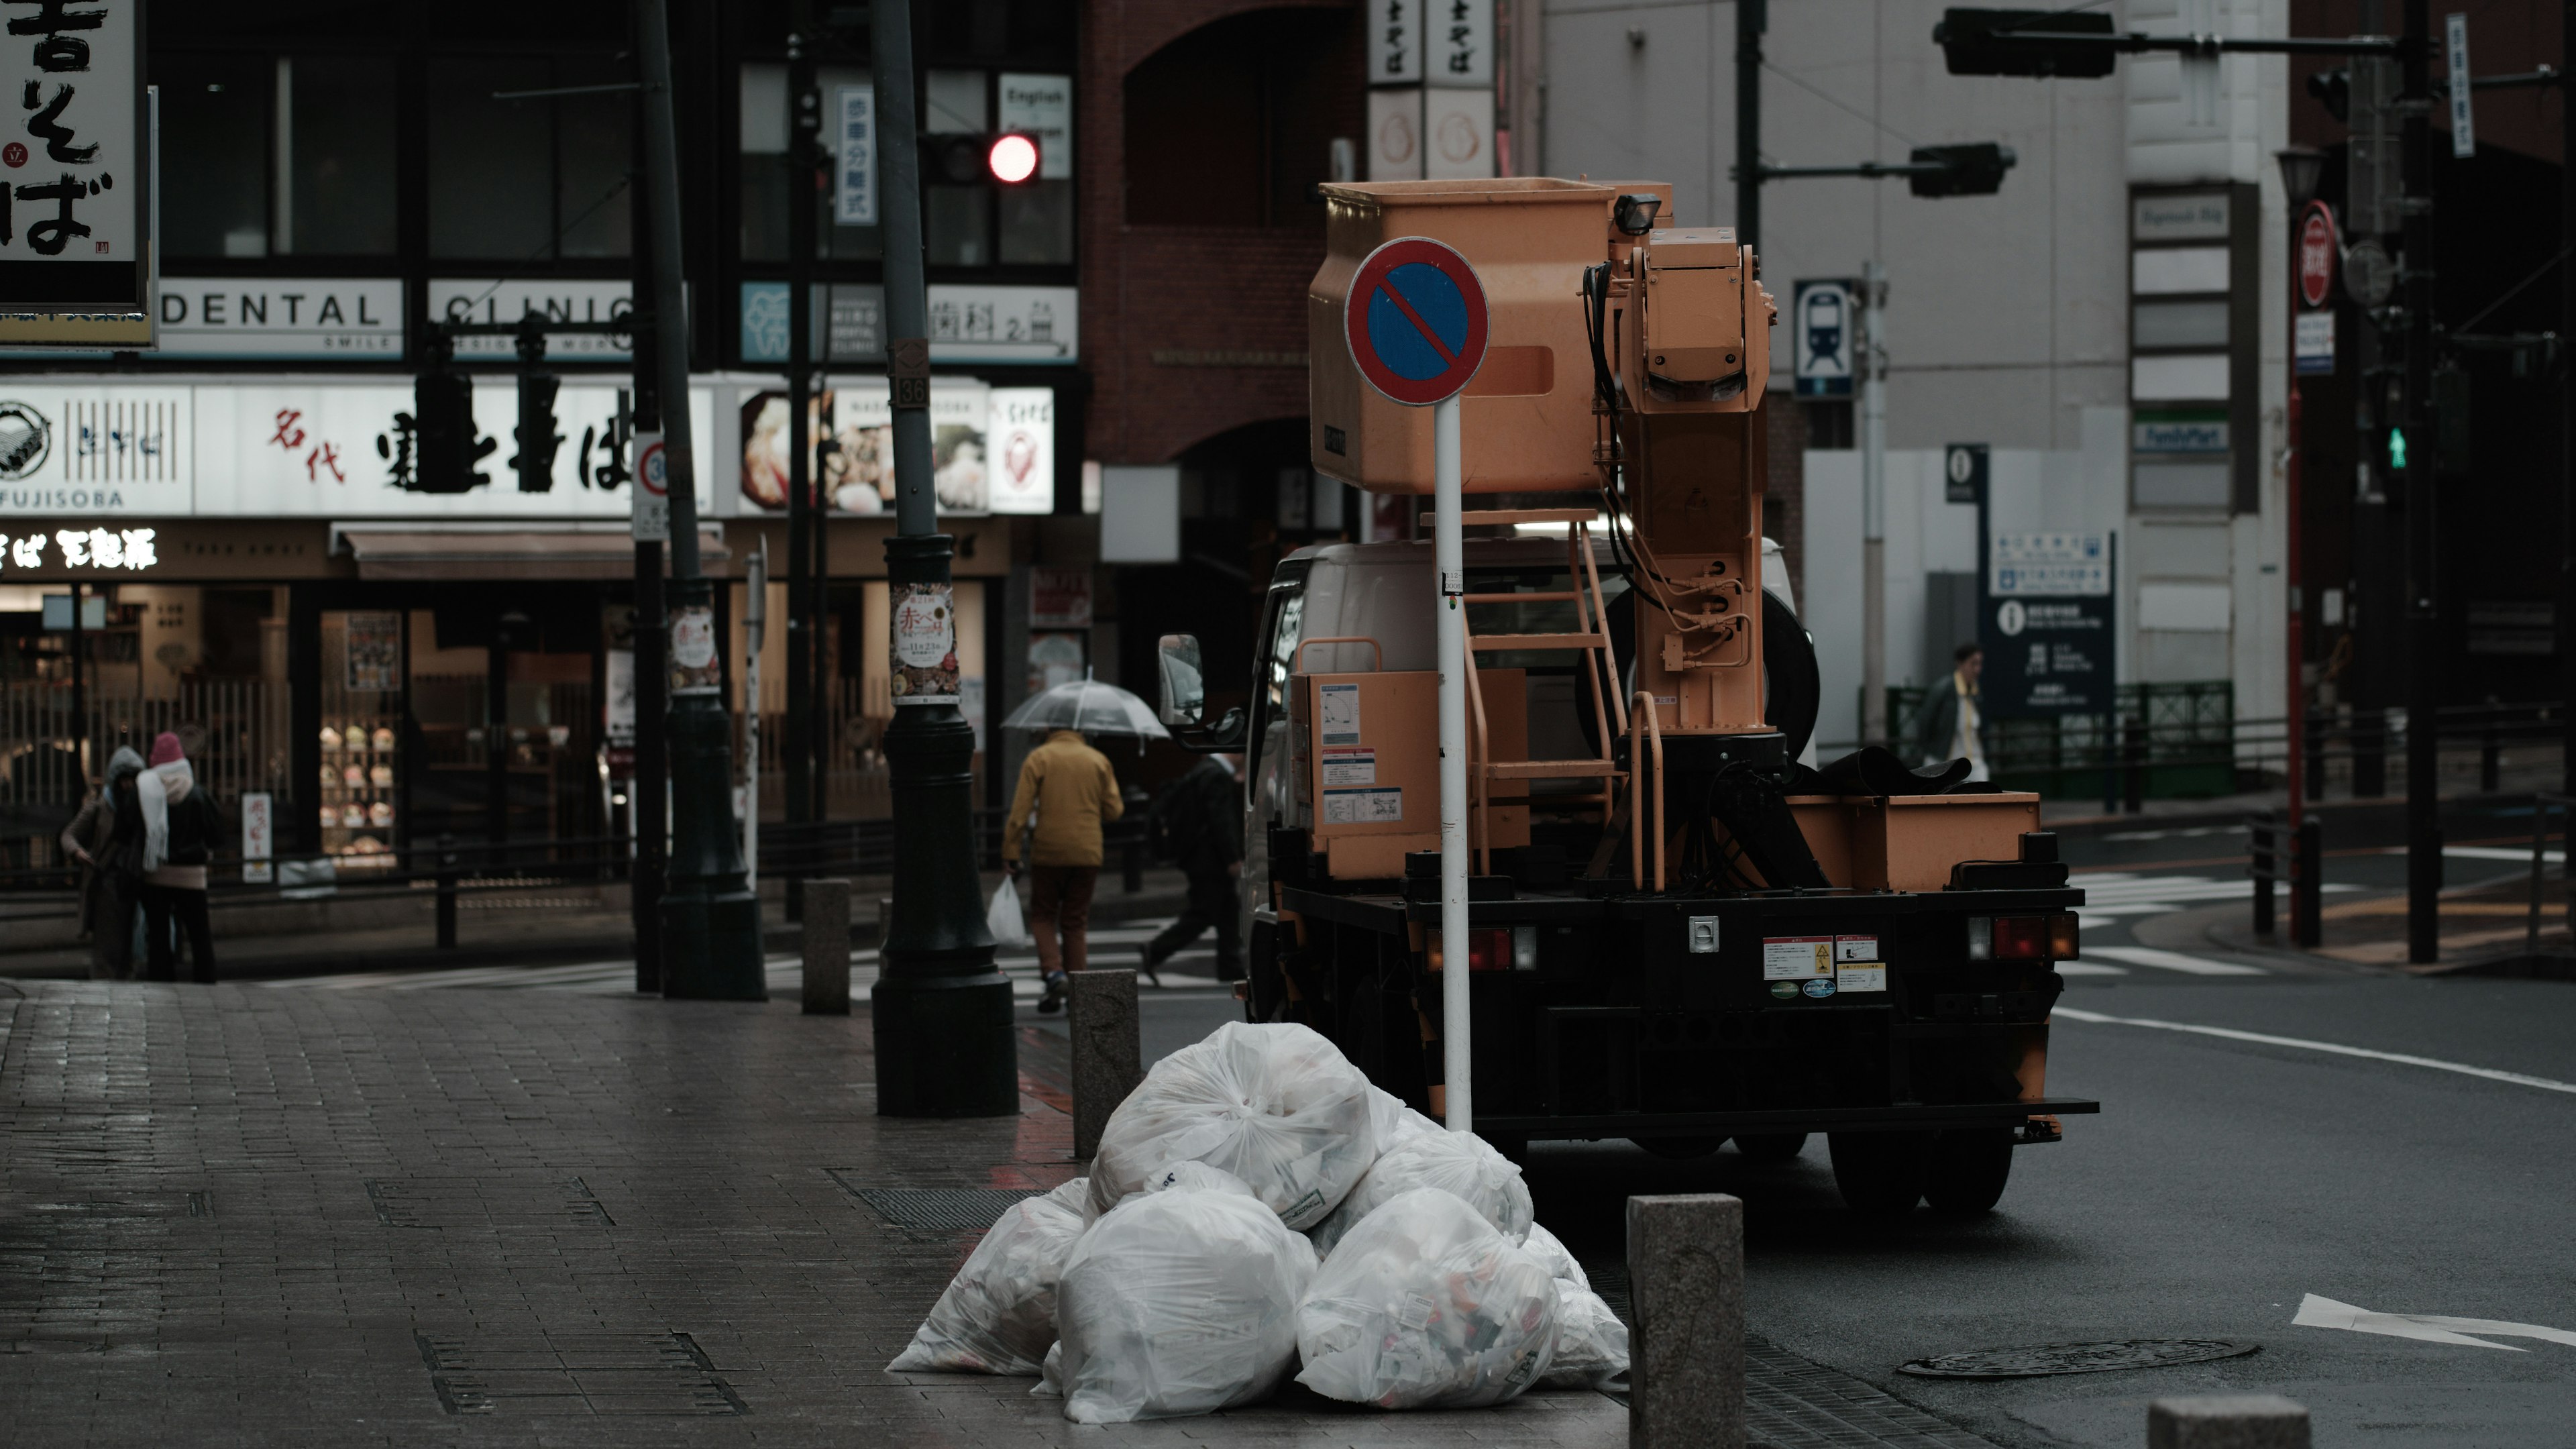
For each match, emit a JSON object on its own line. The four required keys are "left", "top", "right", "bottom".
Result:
{"left": 987, "top": 131, "right": 1040, "bottom": 184}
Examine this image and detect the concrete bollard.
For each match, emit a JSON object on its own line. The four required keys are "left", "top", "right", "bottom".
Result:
{"left": 801, "top": 879, "right": 852, "bottom": 1016}
{"left": 877, "top": 897, "right": 895, "bottom": 946}
{"left": 1626, "top": 1193, "right": 1744, "bottom": 1449}
{"left": 2149, "top": 1395, "right": 2311, "bottom": 1449}
{"left": 1067, "top": 969, "right": 1141, "bottom": 1159}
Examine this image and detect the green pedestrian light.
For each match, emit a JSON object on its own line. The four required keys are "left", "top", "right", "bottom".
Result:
{"left": 2385, "top": 426, "right": 2407, "bottom": 471}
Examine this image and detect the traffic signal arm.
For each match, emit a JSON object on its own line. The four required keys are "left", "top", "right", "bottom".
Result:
{"left": 1936, "top": 8, "right": 2402, "bottom": 77}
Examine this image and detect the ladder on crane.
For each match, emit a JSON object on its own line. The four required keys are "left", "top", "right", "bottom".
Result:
{"left": 1455, "top": 507, "right": 1635, "bottom": 877}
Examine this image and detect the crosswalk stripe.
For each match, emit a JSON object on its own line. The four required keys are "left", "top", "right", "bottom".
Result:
{"left": 2085, "top": 945, "right": 2266, "bottom": 976}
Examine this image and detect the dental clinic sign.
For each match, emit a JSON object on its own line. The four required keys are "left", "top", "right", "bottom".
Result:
{"left": 158, "top": 279, "right": 405, "bottom": 358}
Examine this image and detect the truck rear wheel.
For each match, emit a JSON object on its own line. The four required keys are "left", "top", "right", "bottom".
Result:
{"left": 1828, "top": 1131, "right": 1935, "bottom": 1216}
{"left": 1923, "top": 1128, "right": 2015, "bottom": 1214}
{"left": 1733, "top": 1132, "right": 1807, "bottom": 1162}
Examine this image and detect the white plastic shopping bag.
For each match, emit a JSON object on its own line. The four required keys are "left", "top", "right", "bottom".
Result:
{"left": 1087, "top": 1020, "right": 1377, "bottom": 1229}
{"left": 887, "top": 1177, "right": 1089, "bottom": 1375}
{"left": 986, "top": 877, "right": 1030, "bottom": 947}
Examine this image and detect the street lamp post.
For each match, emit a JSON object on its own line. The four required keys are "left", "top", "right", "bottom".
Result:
{"left": 869, "top": 0, "right": 1018, "bottom": 1115}
{"left": 636, "top": 0, "right": 769, "bottom": 1000}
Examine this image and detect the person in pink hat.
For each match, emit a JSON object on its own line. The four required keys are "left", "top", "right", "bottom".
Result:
{"left": 137, "top": 731, "right": 224, "bottom": 983}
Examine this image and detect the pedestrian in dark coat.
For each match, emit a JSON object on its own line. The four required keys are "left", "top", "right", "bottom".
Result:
{"left": 1142, "top": 753, "right": 1244, "bottom": 985}
{"left": 137, "top": 732, "right": 223, "bottom": 983}
{"left": 58, "top": 745, "right": 146, "bottom": 981}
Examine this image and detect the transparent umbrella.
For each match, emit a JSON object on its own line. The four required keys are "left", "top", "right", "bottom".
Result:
{"left": 1000, "top": 677, "right": 1172, "bottom": 743}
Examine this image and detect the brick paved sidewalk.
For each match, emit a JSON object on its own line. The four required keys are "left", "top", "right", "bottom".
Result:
{"left": 0, "top": 978, "right": 1624, "bottom": 1448}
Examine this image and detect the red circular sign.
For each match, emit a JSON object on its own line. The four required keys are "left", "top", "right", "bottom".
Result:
{"left": 1344, "top": 236, "right": 1489, "bottom": 407}
{"left": 1, "top": 142, "right": 25, "bottom": 168}
{"left": 2297, "top": 202, "right": 2337, "bottom": 311}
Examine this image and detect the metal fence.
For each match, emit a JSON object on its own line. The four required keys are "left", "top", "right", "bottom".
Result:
{"left": 0, "top": 678, "right": 291, "bottom": 854}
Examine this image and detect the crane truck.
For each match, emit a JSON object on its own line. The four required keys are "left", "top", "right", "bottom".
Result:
{"left": 1153, "top": 178, "right": 2096, "bottom": 1216}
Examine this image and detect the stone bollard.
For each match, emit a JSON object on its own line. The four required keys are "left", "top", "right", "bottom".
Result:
{"left": 801, "top": 879, "right": 852, "bottom": 1016}
{"left": 2149, "top": 1395, "right": 2311, "bottom": 1449}
{"left": 877, "top": 898, "right": 895, "bottom": 947}
{"left": 1067, "top": 969, "right": 1141, "bottom": 1159}
{"left": 1626, "top": 1193, "right": 1745, "bottom": 1449}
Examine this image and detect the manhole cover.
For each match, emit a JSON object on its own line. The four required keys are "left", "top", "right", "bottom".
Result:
{"left": 1899, "top": 1340, "right": 2259, "bottom": 1380}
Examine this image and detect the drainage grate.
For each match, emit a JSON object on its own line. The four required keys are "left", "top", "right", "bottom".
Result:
{"left": 1898, "top": 1340, "right": 2259, "bottom": 1381}
{"left": 365, "top": 1177, "right": 621, "bottom": 1231}
{"left": 1587, "top": 1263, "right": 2005, "bottom": 1448}
{"left": 414, "top": 1330, "right": 746, "bottom": 1416}
{"left": 830, "top": 1175, "right": 1039, "bottom": 1233}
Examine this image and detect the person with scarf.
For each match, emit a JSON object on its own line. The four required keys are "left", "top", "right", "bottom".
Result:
{"left": 58, "top": 745, "right": 146, "bottom": 981}
{"left": 137, "top": 732, "right": 223, "bottom": 983}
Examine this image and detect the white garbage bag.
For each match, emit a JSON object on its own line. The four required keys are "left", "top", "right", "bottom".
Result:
{"left": 1309, "top": 1128, "right": 1534, "bottom": 1258}
{"left": 1521, "top": 1221, "right": 1587, "bottom": 1289}
{"left": 1538, "top": 1279, "right": 1630, "bottom": 1389}
{"left": 888, "top": 1177, "right": 1090, "bottom": 1375}
{"left": 1294, "top": 1187, "right": 1559, "bottom": 1409}
{"left": 1088, "top": 1021, "right": 1377, "bottom": 1230}
{"left": 1053, "top": 1164, "right": 1320, "bottom": 1422}
{"left": 1367, "top": 1086, "right": 1445, "bottom": 1148}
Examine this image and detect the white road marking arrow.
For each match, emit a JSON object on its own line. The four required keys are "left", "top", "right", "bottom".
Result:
{"left": 2294, "top": 1293, "right": 2576, "bottom": 1351}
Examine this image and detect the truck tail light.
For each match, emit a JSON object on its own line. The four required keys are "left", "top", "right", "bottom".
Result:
{"left": 2047, "top": 912, "right": 2080, "bottom": 959}
{"left": 1428, "top": 929, "right": 1516, "bottom": 973}
{"left": 1970, "top": 915, "right": 2062, "bottom": 961}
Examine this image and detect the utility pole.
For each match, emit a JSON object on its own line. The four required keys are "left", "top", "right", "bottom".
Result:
{"left": 2398, "top": 0, "right": 2440, "bottom": 963}
{"left": 1735, "top": 0, "right": 1763, "bottom": 252}
{"left": 636, "top": 0, "right": 769, "bottom": 999}
{"left": 1860, "top": 261, "right": 1888, "bottom": 747}
{"left": 869, "top": 0, "right": 1018, "bottom": 1115}
{"left": 629, "top": 72, "right": 669, "bottom": 996}
{"left": 784, "top": 3, "right": 816, "bottom": 912}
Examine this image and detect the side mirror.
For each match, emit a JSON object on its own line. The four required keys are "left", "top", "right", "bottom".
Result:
{"left": 1157, "top": 633, "right": 1205, "bottom": 725}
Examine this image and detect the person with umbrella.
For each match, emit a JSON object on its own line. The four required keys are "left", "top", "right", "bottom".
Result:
{"left": 1000, "top": 678, "right": 1163, "bottom": 1014}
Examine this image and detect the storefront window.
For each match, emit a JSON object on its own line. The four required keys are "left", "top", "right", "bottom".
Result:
{"left": 156, "top": 53, "right": 398, "bottom": 258}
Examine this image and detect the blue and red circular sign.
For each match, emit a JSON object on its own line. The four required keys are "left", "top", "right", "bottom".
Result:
{"left": 1344, "top": 236, "right": 1489, "bottom": 407}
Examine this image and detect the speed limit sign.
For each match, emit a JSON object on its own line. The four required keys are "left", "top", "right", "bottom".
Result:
{"left": 631, "top": 431, "right": 669, "bottom": 542}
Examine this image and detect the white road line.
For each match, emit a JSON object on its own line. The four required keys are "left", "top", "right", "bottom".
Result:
{"left": 2054, "top": 962, "right": 2129, "bottom": 977}
{"left": 2423, "top": 846, "right": 2564, "bottom": 864}
{"left": 2085, "top": 945, "right": 2267, "bottom": 977}
{"left": 2053, "top": 1006, "right": 2576, "bottom": 1096}
{"left": 2294, "top": 1294, "right": 2576, "bottom": 1351}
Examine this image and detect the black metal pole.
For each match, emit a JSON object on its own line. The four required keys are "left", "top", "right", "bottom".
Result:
{"left": 1735, "top": 0, "right": 1764, "bottom": 251}
{"left": 784, "top": 3, "right": 816, "bottom": 916}
{"left": 487, "top": 612, "right": 512, "bottom": 862}
{"left": 2400, "top": 0, "right": 2440, "bottom": 963}
{"left": 631, "top": 70, "right": 668, "bottom": 996}
{"left": 870, "top": 0, "right": 1017, "bottom": 1116}
{"left": 638, "top": 0, "right": 767, "bottom": 999}
{"left": 66, "top": 580, "right": 84, "bottom": 773}
{"left": 2563, "top": 0, "right": 2575, "bottom": 800}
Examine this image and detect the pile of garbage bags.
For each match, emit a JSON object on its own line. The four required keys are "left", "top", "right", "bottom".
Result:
{"left": 888, "top": 1020, "right": 1631, "bottom": 1422}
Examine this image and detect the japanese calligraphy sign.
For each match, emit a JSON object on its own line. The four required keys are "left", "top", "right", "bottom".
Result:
{"left": 0, "top": 0, "right": 149, "bottom": 343}
{"left": 0, "top": 382, "right": 186, "bottom": 515}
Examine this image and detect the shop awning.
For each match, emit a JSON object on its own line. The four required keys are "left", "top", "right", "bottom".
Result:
{"left": 334, "top": 527, "right": 729, "bottom": 581}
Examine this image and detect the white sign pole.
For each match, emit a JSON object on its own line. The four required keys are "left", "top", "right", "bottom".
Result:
{"left": 1435, "top": 392, "right": 1472, "bottom": 1133}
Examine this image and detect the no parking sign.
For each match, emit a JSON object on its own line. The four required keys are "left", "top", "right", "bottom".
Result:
{"left": 1344, "top": 237, "right": 1490, "bottom": 407}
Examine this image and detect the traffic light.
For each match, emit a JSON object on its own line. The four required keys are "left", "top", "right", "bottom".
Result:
{"left": 1934, "top": 8, "right": 2118, "bottom": 77}
{"left": 2385, "top": 425, "right": 2408, "bottom": 472}
{"left": 511, "top": 372, "right": 564, "bottom": 493}
{"left": 1909, "top": 142, "right": 2017, "bottom": 197}
{"left": 922, "top": 129, "right": 1042, "bottom": 185}
{"left": 413, "top": 371, "right": 495, "bottom": 494}
{"left": 2306, "top": 68, "right": 2351, "bottom": 123}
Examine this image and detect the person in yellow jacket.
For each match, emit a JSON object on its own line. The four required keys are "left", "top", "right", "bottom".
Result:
{"left": 1002, "top": 728, "right": 1125, "bottom": 1014}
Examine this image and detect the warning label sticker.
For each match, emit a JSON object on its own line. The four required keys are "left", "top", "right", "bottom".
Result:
{"left": 1762, "top": 936, "right": 1834, "bottom": 981}
{"left": 1835, "top": 936, "right": 1880, "bottom": 962}
{"left": 1322, "top": 787, "right": 1403, "bottom": 824}
{"left": 1320, "top": 683, "right": 1362, "bottom": 745}
{"left": 1320, "top": 747, "right": 1377, "bottom": 787}
{"left": 1836, "top": 963, "right": 1888, "bottom": 993}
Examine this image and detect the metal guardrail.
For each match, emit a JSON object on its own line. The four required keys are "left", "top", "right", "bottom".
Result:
{"left": 2247, "top": 814, "right": 2322, "bottom": 949}
{"left": 2525, "top": 792, "right": 2573, "bottom": 958}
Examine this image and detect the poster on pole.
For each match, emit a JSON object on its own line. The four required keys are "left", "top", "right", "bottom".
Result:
{"left": 239, "top": 791, "right": 273, "bottom": 884}
{"left": 890, "top": 581, "right": 959, "bottom": 706}
{"left": 0, "top": 0, "right": 153, "bottom": 346}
